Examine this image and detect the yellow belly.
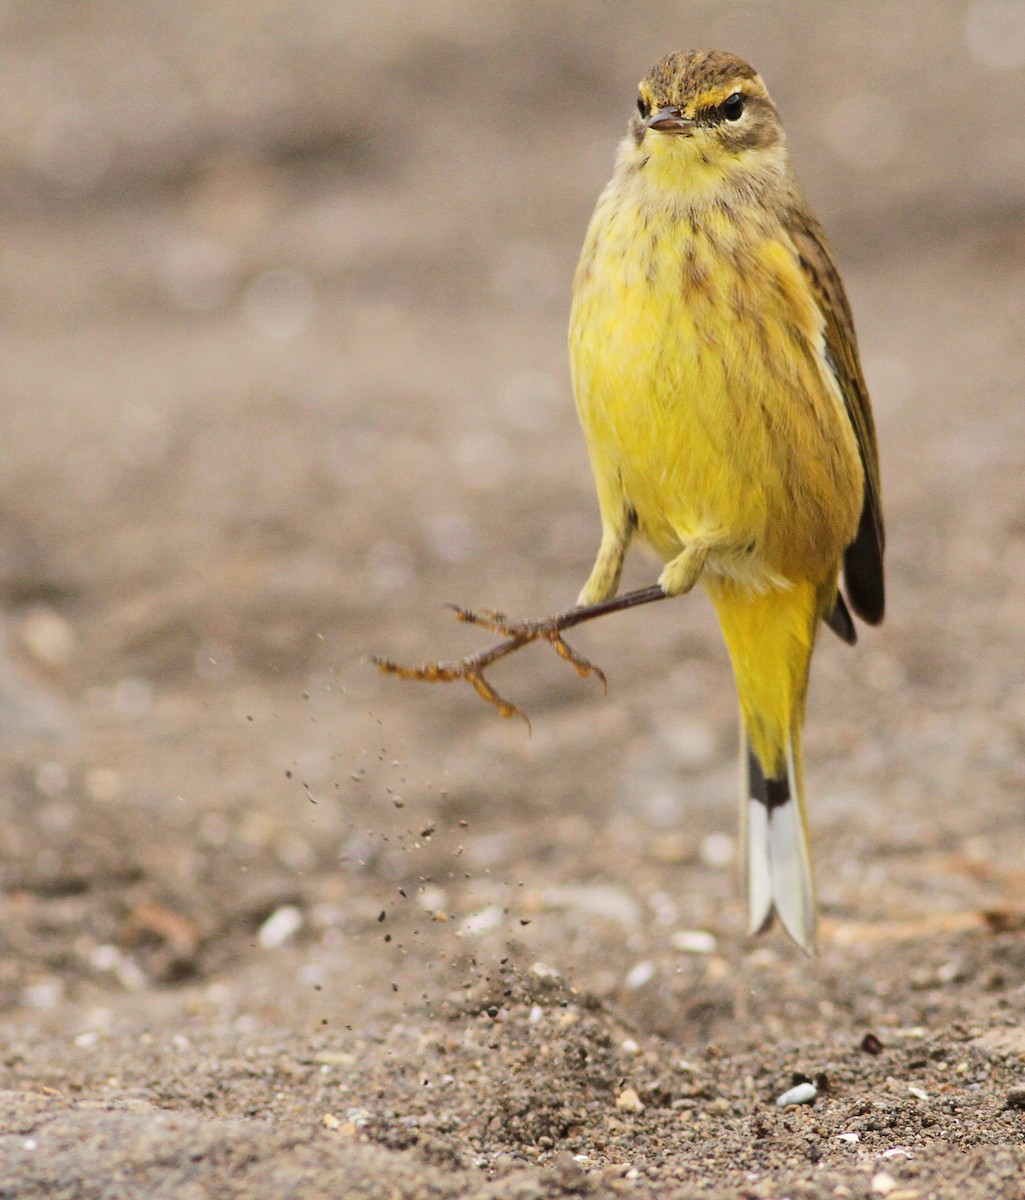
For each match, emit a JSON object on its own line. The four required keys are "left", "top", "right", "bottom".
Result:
{"left": 570, "top": 189, "right": 862, "bottom": 587}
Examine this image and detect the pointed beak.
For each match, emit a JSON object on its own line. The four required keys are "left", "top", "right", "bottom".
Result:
{"left": 645, "top": 106, "right": 695, "bottom": 135}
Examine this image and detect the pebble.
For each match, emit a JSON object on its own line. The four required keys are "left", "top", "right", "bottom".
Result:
{"left": 699, "top": 833, "right": 735, "bottom": 868}
{"left": 861, "top": 1031, "right": 885, "bottom": 1055}
{"left": 257, "top": 905, "right": 303, "bottom": 949}
{"left": 15, "top": 607, "right": 76, "bottom": 671}
{"left": 615, "top": 1087, "right": 645, "bottom": 1113}
{"left": 624, "top": 960, "right": 656, "bottom": 989}
{"left": 458, "top": 905, "right": 504, "bottom": 937}
{"left": 22, "top": 979, "right": 64, "bottom": 1009}
{"left": 670, "top": 929, "right": 717, "bottom": 954}
{"left": 1004, "top": 1086, "right": 1025, "bottom": 1109}
{"left": 775, "top": 1082, "right": 817, "bottom": 1108}
{"left": 871, "top": 1171, "right": 897, "bottom": 1196}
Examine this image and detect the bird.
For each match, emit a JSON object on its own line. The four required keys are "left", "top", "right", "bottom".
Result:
{"left": 569, "top": 49, "right": 884, "bottom": 952}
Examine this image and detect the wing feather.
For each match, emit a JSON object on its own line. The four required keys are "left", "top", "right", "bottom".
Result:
{"left": 788, "top": 211, "right": 885, "bottom": 626}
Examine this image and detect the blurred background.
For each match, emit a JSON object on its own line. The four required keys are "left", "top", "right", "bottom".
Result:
{"left": 1, "top": 0, "right": 1025, "bottom": 1033}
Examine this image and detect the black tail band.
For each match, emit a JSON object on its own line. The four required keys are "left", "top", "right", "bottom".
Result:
{"left": 747, "top": 745, "right": 790, "bottom": 811}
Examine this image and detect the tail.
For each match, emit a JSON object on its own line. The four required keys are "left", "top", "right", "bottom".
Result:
{"left": 743, "top": 730, "right": 815, "bottom": 952}
{"left": 708, "top": 577, "right": 827, "bottom": 954}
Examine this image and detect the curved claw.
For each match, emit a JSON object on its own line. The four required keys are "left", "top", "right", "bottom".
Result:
{"left": 466, "top": 671, "right": 531, "bottom": 730}
{"left": 551, "top": 636, "right": 608, "bottom": 692}
{"left": 448, "top": 605, "right": 513, "bottom": 635}
{"left": 370, "top": 653, "right": 531, "bottom": 729}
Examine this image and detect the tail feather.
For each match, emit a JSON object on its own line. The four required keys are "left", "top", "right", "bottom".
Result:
{"left": 709, "top": 577, "right": 826, "bottom": 953}
{"left": 743, "top": 739, "right": 816, "bottom": 953}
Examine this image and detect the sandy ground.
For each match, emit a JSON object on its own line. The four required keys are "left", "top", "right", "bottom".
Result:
{"left": 3, "top": 1, "right": 1025, "bottom": 1195}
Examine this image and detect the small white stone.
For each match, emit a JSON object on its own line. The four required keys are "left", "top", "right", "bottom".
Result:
{"left": 775, "top": 1082, "right": 817, "bottom": 1108}
{"left": 907, "top": 1085, "right": 929, "bottom": 1101}
{"left": 837, "top": 1132, "right": 860, "bottom": 1144}
{"left": 670, "top": 930, "right": 718, "bottom": 954}
{"left": 22, "top": 979, "right": 63, "bottom": 1009}
{"left": 417, "top": 885, "right": 447, "bottom": 913}
{"left": 699, "top": 833, "right": 735, "bottom": 868}
{"left": 624, "top": 960, "right": 656, "bottom": 989}
{"left": 90, "top": 944, "right": 121, "bottom": 971}
{"left": 871, "top": 1171, "right": 897, "bottom": 1196}
{"left": 621, "top": 1037, "right": 641, "bottom": 1055}
{"left": 459, "top": 906, "right": 504, "bottom": 938}
{"left": 257, "top": 905, "right": 303, "bottom": 949}
{"left": 16, "top": 607, "right": 75, "bottom": 670}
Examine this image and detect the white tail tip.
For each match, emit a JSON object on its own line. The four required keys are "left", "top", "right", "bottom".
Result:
{"left": 746, "top": 797, "right": 816, "bottom": 952}
{"left": 744, "top": 743, "right": 816, "bottom": 953}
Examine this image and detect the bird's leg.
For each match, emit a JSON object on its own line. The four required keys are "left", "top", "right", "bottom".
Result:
{"left": 371, "top": 583, "right": 669, "bottom": 725}
{"left": 658, "top": 543, "right": 710, "bottom": 597}
{"left": 577, "top": 521, "right": 632, "bottom": 607}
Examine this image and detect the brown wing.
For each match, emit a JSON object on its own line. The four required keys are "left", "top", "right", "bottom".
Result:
{"left": 788, "top": 210, "right": 885, "bottom": 626}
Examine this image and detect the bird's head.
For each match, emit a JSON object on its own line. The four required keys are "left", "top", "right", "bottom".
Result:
{"left": 628, "top": 50, "right": 788, "bottom": 202}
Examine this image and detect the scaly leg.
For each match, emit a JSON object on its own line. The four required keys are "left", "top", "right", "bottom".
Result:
{"left": 371, "top": 584, "right": 669, "bottom": 725}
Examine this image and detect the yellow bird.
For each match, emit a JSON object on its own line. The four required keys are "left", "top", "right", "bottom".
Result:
{"left": 570, "top": 50, "right": 884, "bottom": 952}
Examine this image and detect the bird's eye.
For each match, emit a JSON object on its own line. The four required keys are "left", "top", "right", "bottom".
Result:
{"left": 723, "top": 92, "right": 745, "bottom": 121}
{"left": 637, "top": 95, "right": 650, "bottom": 119}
